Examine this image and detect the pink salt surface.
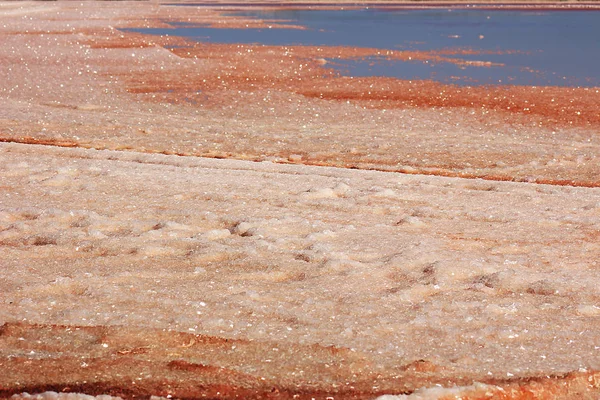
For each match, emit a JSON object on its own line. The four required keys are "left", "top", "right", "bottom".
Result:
{"left": 1, "top": 1, "right": 600, "bottom": 399}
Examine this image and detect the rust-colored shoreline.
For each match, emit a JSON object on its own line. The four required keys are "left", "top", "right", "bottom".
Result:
{"left": 115, "top": 39, "right": 600, "bottom": 129}
{"left": 125, "top": 41, "right": 600, "bottom": 128}
{"left": 3, "top": 136, "right": 600, "bottom": 189}
{"left": 114, "top": 10, "right": 600, "bottom": 130}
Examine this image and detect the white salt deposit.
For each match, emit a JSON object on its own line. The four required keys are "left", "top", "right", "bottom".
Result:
{"left": 376, "top": 382, "right": 499, "bottom": 399}
{"left": 577, "top": 305, "right": 600, "bottom": 317}
{"left": 1, "top": 142, "right": 599, "bottom": 383}
{"left": 301, "top": 187, "right": 339, "bottom": 199}
{"left": 1, "top": 2, "right": 600, "bottom": 396}
{"left": 202, "top": 228, "right": 232, "bottom": 240}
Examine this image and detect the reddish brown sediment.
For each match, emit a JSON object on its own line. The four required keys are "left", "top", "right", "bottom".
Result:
{"left": 121, "top": 40, "right": 600, "bottom": 129}
{"left": 1, "top": 322, "right": 599, "bottom": 399}
{"left": 143, "top": 6, "right": 309, "bottom": 30}
{"left": 146, "top": 41, "right": 599, "bottom": 128}
{"left": 0, "top": 136, "right": 80, "bottom": 148}
{"left": 0, "top": 322, "right": 448, "bottom": 399}
{"left": 294, "top": 77, "right": 600, "bottom": 126}
{"left": 3, "top": 135, "right": 599, "bottom": 187}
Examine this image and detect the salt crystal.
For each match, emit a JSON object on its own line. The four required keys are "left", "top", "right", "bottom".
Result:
{"left": 202, "top": 229, "right": 231, "bottom": 240}
{"left": 288, "top": 154, "right": 302, "bottom": 162}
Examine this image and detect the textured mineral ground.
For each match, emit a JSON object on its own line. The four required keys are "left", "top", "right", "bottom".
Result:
{"left": 1, "top": 1, "right": 600, "bottom": 399}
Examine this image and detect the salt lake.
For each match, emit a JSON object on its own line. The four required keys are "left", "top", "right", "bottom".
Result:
{"left": 131, "top": 6, "right": 600, "bottom": 86}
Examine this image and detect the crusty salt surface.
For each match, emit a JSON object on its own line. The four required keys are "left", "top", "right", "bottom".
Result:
{"left": 1, "top": 142, "right": 599, "bottom": 397}
{"left": 1, "top": 1, "right": 600, "bottom": 397}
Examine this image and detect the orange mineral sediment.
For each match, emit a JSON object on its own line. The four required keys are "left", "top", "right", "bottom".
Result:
{"left": 1, "top": 322, "right": 599, "bottom": 399}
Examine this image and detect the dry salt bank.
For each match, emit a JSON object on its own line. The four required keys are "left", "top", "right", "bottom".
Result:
{"left": 2, "top": 142, "right": 600, "bottom": 398}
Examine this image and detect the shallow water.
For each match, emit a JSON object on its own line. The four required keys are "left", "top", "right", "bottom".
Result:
{"left": 135, "top": 7, "right": 600, "bottom": 86}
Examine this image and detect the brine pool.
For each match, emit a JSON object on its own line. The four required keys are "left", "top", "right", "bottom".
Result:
{"left": 132, "top": 6, "right": 600, "bottom": 87}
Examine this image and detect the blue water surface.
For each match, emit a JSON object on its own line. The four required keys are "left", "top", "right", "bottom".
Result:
{"left": 131, "top": 7, "right": 600, "bottom": 86}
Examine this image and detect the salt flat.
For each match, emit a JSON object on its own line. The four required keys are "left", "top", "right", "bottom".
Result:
{"left": 1, "top": 1, "right": 600, "bottom": 398}
{"left": 1, "top": 142, "right": 600, "bottom": 398}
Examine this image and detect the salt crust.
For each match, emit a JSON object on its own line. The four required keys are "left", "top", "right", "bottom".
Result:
{"left": 1, "top": 141, "right": 600, "bottom": 386}
{"left": 1, "top": 1, "right": 600, "bottom": 397}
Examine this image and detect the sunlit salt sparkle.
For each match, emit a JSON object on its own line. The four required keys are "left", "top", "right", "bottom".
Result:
{"left": 2, "top": 1, "right": 600, "bottom": 397}
{"left": 2, "top": 140, "right": 600, "bottom": 383}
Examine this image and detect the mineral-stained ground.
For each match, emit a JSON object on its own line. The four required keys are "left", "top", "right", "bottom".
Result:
{"left": 1, "top": 1, "right": 599, "bottom": 399}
